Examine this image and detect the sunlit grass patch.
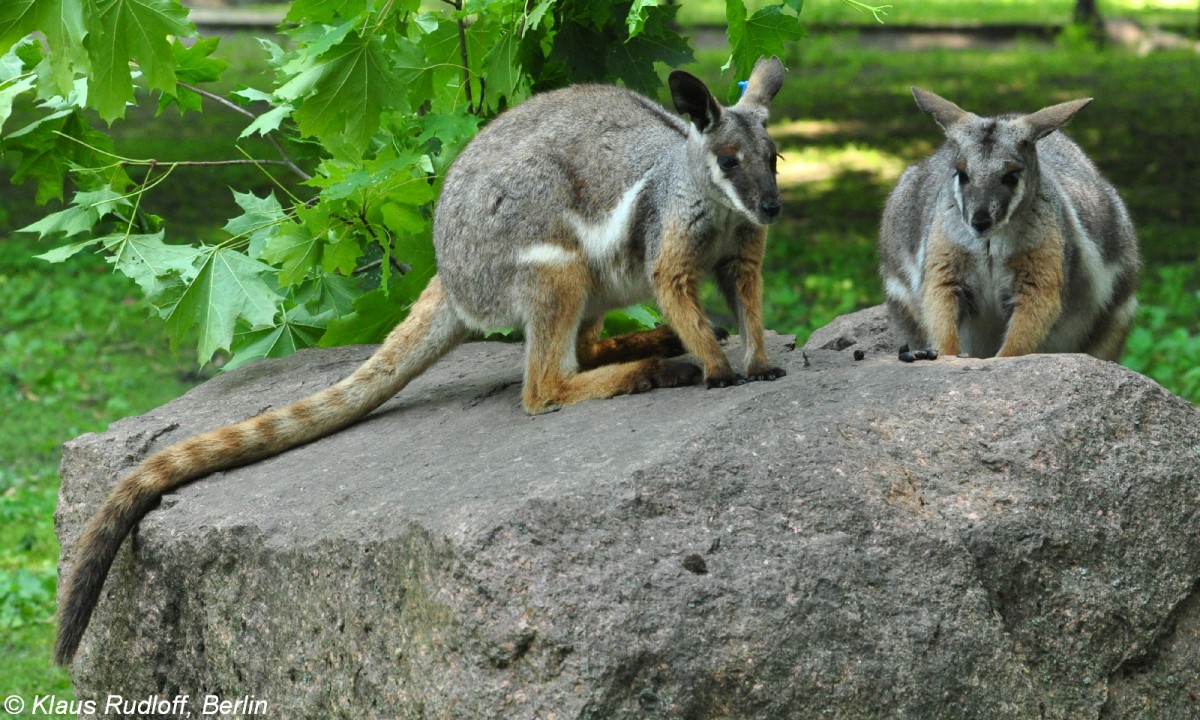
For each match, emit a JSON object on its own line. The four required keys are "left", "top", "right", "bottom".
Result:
{"left": 774, "top": 140, "right": 909, "bottom": 185}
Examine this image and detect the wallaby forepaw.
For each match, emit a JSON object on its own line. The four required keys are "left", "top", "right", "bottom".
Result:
{"left": 713, "top": 326, "right": 731, "bottom": 343}
{"left": 898, "top": 344, "right": 936, "bottom": 362}
{"left": 899, "top": 344, "right": 942, "bottom": 363}
{"left": 746, "top": 365, "right": 786, "bottom": 382}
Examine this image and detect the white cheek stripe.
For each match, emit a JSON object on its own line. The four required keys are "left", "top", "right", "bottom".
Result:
{"left": 708, "top": 154, "right": 755, "bottom": 220}
{"left": 952, "top": 175, "right": 966, "bottom": 225}
{"left": 1001, "top": 177, "right": 1025, "bottom": 227}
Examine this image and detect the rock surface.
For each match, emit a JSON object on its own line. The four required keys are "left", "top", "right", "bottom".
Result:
{"left": 58, "top": 306, "right": 1200, "bottom": 719}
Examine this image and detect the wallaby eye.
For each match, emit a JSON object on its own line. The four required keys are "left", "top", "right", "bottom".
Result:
{"left": 769, "top": 152, "right": 780, "bottom": 175}
{"left": 717, "top": 153, "right": 740, "bottom": 171}
{"left": 1002, "top": 170, "right": 1021, "bottom": 188}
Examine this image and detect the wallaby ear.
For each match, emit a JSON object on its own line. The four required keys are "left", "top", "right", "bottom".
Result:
{"left": 1020, "top": 97, "right": 1093, "bottom": 142}
{"left": 736, "top": 56, "right": 786, "bottom": 110}
{"left": 670, "top": 70, "right": 723, "bottom": 133}
{"left": 911, "top": 87, "right": 973, "bottom": 132}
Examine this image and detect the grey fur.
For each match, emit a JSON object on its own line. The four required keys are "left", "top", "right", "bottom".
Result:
{"left": 879, "top": 87, "right": 1141, "bottom": 358}
{"left": 433, "top": 57, "right": 786, "bottom": 337}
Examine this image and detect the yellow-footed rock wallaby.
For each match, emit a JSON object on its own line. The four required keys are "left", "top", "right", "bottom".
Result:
{"left": 55, "top": 57, "right": 790, "bottom": 664}
{"left": 878, "top": 88, "right": 1140, "bottom": 361}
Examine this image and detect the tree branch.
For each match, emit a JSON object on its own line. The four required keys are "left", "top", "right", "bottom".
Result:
{"left": 128, "top": 159, "right": 295, "bottom": 168}
{"left": 179, "top": 82, "right": 312, "bottom": 182}
{"left": 352, "top": 257, "right": 412, "bottom": 276}
{"left": 440, "top": 0, "right": 473, "bottom": 111}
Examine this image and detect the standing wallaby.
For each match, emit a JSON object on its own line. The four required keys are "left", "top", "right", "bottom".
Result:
{"left": 54, "top": 57, "right": 789, "bottom": 665}
{"left": 878, "top": 87, "right": 1140, "bottom": 360}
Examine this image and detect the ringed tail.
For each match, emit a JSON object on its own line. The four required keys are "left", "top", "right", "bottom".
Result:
{"left": 54, "top": 276, "right": 465, "bottom": 665}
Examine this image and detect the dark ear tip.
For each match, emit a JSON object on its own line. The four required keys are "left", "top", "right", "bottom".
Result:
{"left": 668, "top": 70, "right": 698, "bottom": 86}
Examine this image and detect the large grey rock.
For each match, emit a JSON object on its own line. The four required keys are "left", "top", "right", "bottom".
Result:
{"left": 57, "top": 306, "right": 1200, "bottom": 719}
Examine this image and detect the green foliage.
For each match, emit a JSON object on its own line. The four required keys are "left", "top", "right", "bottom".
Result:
{"left": 1123, "top": 265, "right": 1200, "bottom": 404}
{"left": 723, "top": 0, "right": 804, "bottom": 89}
{"left": 0, "top": 566, "right": 54, "bottom": 631}
{"left": 0, "top": 0, "right": 194, "bottom": 122}
{"left": 3, "top": 0, "right": 818, "bottom": 370}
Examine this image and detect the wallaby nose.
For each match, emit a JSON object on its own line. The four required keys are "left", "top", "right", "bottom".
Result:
{"left": 971, "top": 210, "right": 993, "bottom": 234}
{"left": 760, "top": 197, "right": 781, "bottom": 219}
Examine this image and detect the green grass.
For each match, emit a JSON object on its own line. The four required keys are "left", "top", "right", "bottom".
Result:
{"left": 0, "top": 237, "right": 200, "bottom": 693}
{"left": 3, "top": 12, "right": 1199, "bottom": 696}
{"left": 0, "top": 34, "right": 274, "bottom": 697}
{"left": 679, "top": 0, "right": 1200, "bottom": 28}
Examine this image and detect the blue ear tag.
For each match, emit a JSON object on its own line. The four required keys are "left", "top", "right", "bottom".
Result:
{"left": 737, "top": 80, "right": 749, "bottom": 97}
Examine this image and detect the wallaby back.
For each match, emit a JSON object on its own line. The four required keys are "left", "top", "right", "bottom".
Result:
{"left": 879, "top": 87, "right": 1140, "bottom": 359}
{"left": 55, "top": 58, "right": 790, "bottom": 665}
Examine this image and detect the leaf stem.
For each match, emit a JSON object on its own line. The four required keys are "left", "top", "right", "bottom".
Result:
{"left": 840, "top": 0, "right": 891, "bottom": 23}
{"left": 52, "top": 131, "right": 294, "bottom": 172}
{"left": 234, "top": 145, "right": 308, "bottom": 208}
{"left": 178, "top": 82, "right": 312, "bottom": 181}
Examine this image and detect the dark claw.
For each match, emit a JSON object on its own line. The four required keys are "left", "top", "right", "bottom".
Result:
{"left": 899, "top": 343, "right": 911, "bottom": 354}
{"left": 706, "top": 374, "right": 747, "bottom": 389}
{"left": 899, "top": 350, "right": 917, "bottom": 363}
{"left": 747, "top": 367, "right": 787, "bottom": 382}
{"left": 913, "top": 349, "right": 929, "bottom": 360}
{"left": 924, "top": 347, "right": 939, "bottom": 360}
{"left": 712, "top": 326, "right": 731, "bottom": 342}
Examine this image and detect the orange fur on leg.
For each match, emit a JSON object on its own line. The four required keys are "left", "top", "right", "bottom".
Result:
{"left": 921, "top": 229, "right": 968, "bottom": 356}
{"left": 997, "top": 234, "right": 1064, "bottom": 357}
{"left": 717, "top": 227, "right": 780, "bottom": 379}
{"left": 522, "top": 261, "right": 699, "bottom": 414}
{"left": 653, "top": 227, "right": 738, "bottom": 385}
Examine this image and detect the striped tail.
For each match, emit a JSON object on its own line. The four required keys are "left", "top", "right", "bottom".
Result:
{"left": 54, "top": 276, "right": 466, "bottom": 665}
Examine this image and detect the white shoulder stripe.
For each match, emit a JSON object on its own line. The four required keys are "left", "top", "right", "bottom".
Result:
{"left": 518, "top": 243, "right": 577, "bottom": 265}
{"left": 567, "top": 176, "right": 649, "bottom": 263}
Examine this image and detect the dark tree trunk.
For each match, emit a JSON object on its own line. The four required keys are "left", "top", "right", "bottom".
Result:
{"left": 1073, "top": 0, "right": 1106, "bottom": 44}
{"left": 1074, "top": 0, "right": 1102, "bottom": 24}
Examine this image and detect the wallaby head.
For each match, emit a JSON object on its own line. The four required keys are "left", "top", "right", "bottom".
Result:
{"left": 911, "top": 87, "right": 1093, "bottom": 237}
{"left": 669, "top": 57, "right": 787, "bottom": 227}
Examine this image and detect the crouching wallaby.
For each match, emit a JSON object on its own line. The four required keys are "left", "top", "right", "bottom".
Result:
{"left": 878, "top": 87, "right": 1140, "bottom": 360}
{"left": 54, "top": 57, "right": 789, "bottom": 665}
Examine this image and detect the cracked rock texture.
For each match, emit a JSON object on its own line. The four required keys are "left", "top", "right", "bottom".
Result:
{"left": 58, "top": 306, "right": 1200, "bottom": 719}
